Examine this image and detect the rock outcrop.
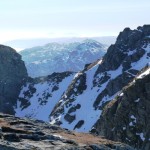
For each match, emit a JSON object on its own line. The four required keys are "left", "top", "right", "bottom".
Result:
{"left": 94, "top": 67, "right": 150, "bottom": 150}
{"left": 0, "top": 45, "right": 28, "bottom": 114}
{"left": 0, "top": 113, "right": 134, "bottom": 150}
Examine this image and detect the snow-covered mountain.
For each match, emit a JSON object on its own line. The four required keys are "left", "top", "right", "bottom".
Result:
{"left": 19, "top": 39, "right": 107, "bottom": 77}
{"left": 49, "top": 25, "right": 150, "bottom": 132}
{"left": 15, "top": 25, "right": 150, "bottom": 138}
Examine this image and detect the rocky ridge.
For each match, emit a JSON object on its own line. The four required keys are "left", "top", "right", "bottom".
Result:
{"left": 0, "top": 45, "right": 28, "bottom": 114}
{"left": 0, "top": 113, "right": 134, "bottom": 150}
{"left": 94, "top": 67, "right": 150, "bottom": 150}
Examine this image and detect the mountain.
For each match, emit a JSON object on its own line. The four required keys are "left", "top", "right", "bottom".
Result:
{"left": 49, "top": 25, "right": 150, "bottom": 133}
{"left": 0, "top": 45, "right": 28, "bottom": 114}
{"left": 19, "top": 39, "right": 107, "bottom": 77}
{"left": 3, "top": 36, "right": 116, "bottom": 50}
{"left": 94, "top": 66, "right": 150, "bottom": 149}
{"left": 15, "top": 25, "right": 150, "bottom": 138}
{"left": 0, "top": 113, "right": 134, "bottom": 150}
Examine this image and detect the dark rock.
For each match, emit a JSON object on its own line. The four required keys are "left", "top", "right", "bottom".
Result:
{"left": 64, "top": 113, "right": 76, "bottom": 124}
{"left": 68, "top": 104, "right": 81, "bottom": 114}
{"left": 74, "top": 120, "right": 84, "bottom": 130}
{"left": 147, "top": 52, "right": 150, "bottom": 57}
{"left": 23, "top": 84, "right": 36, "bottom": 100}
{"left": 52, "top": 85, "right": 59, "bottom": 92}
{"left": 3, "top": 133, "right": 20, "bottom": 142}
{"left": 94, "top": 69, "right": 150, "bottom": 150}
{"left": 17, "top": 98, "right": 31, "bottom": 111}
{"left": 0, "top": 45, "right": 28, "bottom": 114}
{"left": 93, "top": 72, "right": 134, "bottom": 108}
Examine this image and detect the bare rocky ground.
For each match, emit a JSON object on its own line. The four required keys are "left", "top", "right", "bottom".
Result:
{"left": 0, "top": 113, "right": 134, "bottom": 150}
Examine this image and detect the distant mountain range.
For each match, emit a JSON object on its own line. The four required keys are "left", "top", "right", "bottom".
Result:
{"left": 3, "top": 36, "right": 116, "bottom": 50}
{"left": 19, "top": 39, "right": 107, "bottom": 77}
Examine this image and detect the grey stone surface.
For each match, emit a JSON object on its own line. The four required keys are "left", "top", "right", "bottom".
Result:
{"left": 0, "top": 113, "right": 134, "bottom": 150}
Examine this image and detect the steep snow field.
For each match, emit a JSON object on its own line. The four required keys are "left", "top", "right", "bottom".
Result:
{"left": 15, "top": 72, "right": 75, "bottom": 121}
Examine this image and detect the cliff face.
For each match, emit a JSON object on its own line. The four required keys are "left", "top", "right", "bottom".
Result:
{"left": 94, "top": 67, "right": 150, "bottom": 150}
{"left": 0, "top": 45, "right": 28, "bottom": 114}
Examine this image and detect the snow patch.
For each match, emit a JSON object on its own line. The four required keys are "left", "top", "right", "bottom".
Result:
{"left": 123, "top": 127, "right": 126, "bottom": 130}
{"left": 137, "top": 68, "right": 150, "bottom": 79}
{"left": 136, "top": 133, "right": 145, "bottom": 141}
{"left": 130, "top": 115, "right": 137, "bottom": 123}
{"left": 134, "top": 98, "right": 140, "bottom": 103}
{"left": 119, "top": 92, "right": 124, "bottom": 96}
{"left": 73, "top": 72, "right": 83, "bottom": 79}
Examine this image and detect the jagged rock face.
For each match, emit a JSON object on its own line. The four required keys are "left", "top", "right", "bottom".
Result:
{"left": 15, "top": 72, "right": 75, "bottom": 121}
{"left": 0, "top": 113, "right": 134, "bottom": 150}
{"left": 0, "top": 45, "right": 28, "bottom": 114}
{"left": 94, "top": 67, "right": 150, "bottom": 150}
{"left": 95, "top": 25, "right": 150, "bottom": 73}
{"left": 49, "top": 25, "right": 150, "bottom": 132}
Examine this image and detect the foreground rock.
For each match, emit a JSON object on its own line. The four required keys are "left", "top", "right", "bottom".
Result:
{"left": 0, "top": 114, "right": 134, "bottom": 150}
{"left": 0, "top": 45, "right": 28, "bottom": 114}
{"left": 95, "top": 67, "right": 150, "bottom": 150}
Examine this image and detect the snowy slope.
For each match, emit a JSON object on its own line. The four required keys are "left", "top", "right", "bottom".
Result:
{"left": 19, "top": 39, "right": 107, "bottom": 77}
{"left": 137, "top": 67, "right": 150, "bottom": 79}
{"left": 50, "top": 25, "right": 150, "bottom": 132}
{"left": 15, "top": 72, "right": 75, "bottom": 121}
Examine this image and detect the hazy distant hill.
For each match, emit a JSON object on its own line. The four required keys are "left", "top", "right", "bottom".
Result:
{"left": 20, "top": 39, "right": 107, "bottom": 77}
{"left": 3, "top": 36, "right": 116, "bottom": 51}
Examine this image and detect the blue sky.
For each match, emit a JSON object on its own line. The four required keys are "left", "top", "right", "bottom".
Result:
{"left": 0, "top": 0, "right": 150, "bottom": 42}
